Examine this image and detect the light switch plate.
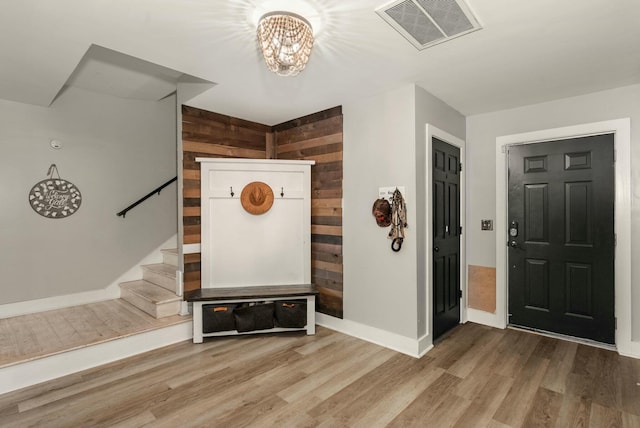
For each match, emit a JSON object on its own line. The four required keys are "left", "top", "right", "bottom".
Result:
{"left": 481, "top": 219, "right": 493, "bottom": 231}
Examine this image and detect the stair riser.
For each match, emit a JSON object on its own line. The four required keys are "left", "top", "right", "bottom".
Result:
{"left": 143, "top": 268, "right": 178, "bottom": 293}
{"left": 162, "top": 252, "right": 179, "bottom": 268}
{"left": 121, "top": 288, "right": 181, "bottom": 319}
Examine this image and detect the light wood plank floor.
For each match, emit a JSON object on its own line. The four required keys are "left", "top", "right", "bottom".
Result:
{"left": 1, "top": 322, "right": 639, "bottom": 427}
{"left": 0, "top": 299, "right": 190, "bottom": 368}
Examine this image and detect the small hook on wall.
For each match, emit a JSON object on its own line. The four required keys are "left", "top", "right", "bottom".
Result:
{"left": 230, "top": 186, "right": 235, "bottom": 197}
{"left": 47, "top": 164, "right": 61, "bottom": 179}
{"left": 280, "top": 187, "right": 284, "bottom": 197}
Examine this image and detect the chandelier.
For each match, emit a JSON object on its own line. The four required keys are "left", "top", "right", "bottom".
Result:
{"left": 257, "top": 11, "right": 314, "bottom": 77}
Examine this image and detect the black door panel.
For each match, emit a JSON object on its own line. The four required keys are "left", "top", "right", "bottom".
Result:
{"left": 433, "top": 138, "right": 461, "bottom": 340}
{"left": 508, "top": 134, "right": 615, "bottom": 344}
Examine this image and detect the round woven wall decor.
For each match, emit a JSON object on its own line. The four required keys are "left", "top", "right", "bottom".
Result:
{"left": 29, "top": 177, "right": 82, "bottom": 219}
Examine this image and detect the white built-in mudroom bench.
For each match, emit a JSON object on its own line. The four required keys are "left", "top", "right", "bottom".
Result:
{"left": 186, "top": 158, "right": 317, "bottom": 343}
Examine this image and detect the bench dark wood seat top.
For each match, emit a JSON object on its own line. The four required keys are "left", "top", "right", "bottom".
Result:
{"left": 185, "top": 284, "right": 318, "bottom": 302}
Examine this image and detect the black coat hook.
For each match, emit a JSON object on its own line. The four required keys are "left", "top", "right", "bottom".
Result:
{"left": 230, "top": 187, "right": 235, "bottom": 197}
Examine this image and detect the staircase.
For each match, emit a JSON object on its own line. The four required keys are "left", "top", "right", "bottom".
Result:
{"left": 119, "top": 248, "right": 182, "bottom": 318}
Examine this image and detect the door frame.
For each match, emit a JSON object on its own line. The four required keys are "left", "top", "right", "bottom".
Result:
{"left": 426, "top": 125, "right": 467, "bottom": 340}
{"left": 494, "top": 118, "right": 632, "bottom": 355}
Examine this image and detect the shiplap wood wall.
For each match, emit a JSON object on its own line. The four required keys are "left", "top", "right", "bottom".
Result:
{"left": 180, "top": 105, "right": 343, "bottom": 317}
{"left": 274, "top": 107, "right": 343, "bottom": 318}
{"left": 181, "top": 106, "right": 270, "bottom": 293}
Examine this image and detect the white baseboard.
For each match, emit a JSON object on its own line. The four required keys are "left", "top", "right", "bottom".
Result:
{"left": 417, "top": 333, "right": 434, "bottom": 357}
{"left": 627, "top": 342, "right": 640, "bottom": 359}
{"left": 180, "top": 301, "right": 191, "bottom": 316}
{"left": 183, "top": 243, "right": 201, "bottom": 254}
{"left": 317, "top": 312, "right": 640, "bottom": 361}
{"left": 0, "top": 320, "right": 192, "bottom": 395}
{"left": 0, "top": 234, "right": 177, "bottom": 318}
{"left": 616, "top": 338, "right": 640, "bottom": 359}
{"left": 466, "top": 308, "right": 506, "bottom": 330}
{"left": 0, "top": 288, "right": 121, "bottom": 320}
{"left": 316, "top": 313, "right": 424, "bottom": 358}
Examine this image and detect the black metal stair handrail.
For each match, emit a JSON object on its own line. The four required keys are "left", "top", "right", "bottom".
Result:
{"left": 116, "top": 176, "right": 177, "bottom": 218}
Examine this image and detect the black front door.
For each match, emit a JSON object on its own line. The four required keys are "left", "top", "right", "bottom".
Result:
{"left": 508, "top": 134, "right": 615, "bottom": 344}
{"left": 432, "top": 137, "right": 461, "bottom": 340}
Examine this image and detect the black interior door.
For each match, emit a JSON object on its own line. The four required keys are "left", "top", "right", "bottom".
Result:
{"left": 433, "top": 137, "right": 461, "bottom": 340}
{"left": 508, "top": 134, "right": 615, "bottom": 344}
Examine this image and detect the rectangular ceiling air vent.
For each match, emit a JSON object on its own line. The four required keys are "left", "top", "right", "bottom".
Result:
{"left": 376, "top": 0, "right": 481, "bottom": 50}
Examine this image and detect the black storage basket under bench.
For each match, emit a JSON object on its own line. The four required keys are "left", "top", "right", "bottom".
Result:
{"left": 202, "top": 303, "right": 237, "bottom": 333}
{"left": 233, "top": 302, "right": 275, "bottom": 332}
{"left": 274, "top": 300, "right": 307, "bottom": 328}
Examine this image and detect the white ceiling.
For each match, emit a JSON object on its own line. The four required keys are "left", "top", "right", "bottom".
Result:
{"left": 1, "top": 0, "right": 639, "bottom": 125}
{"left": 65, "top": 45, "right": 185, "bottom": 102}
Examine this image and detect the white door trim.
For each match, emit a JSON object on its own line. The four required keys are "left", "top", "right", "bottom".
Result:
{"left": 495, "top": 118, "right": 632, "bottom": 355}
{"left": 426, "top": 125, "right": 467, "bottom": 341}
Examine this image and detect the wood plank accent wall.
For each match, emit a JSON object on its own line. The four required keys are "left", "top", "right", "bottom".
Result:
{"left": 181, "top": 106, "right": 270, "bottom": 293}
{"left": 181, "top": 105, "right": 344, "bottom": 318}
{"left": 274, "top": 106, "right": 344, "bottom": 318}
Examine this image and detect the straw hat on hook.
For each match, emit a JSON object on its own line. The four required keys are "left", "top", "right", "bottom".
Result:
{"left": 241, "top": 181, "right": 274, "bottom": 215}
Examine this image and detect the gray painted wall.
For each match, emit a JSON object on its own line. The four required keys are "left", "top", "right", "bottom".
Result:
{"left": 343, "top": 85, "right": 417, "bottom": 338}
{"left": 0, "top": 86, "right": 177, "bottom": 304}
{"left": 466, "top": 83, "right": 640, "bottom": 339}
{"left": 342, "top": 84, "right": 465, "bottom": 340}
{"left": 414, "top": 87, "right": 466, "bottom": 338}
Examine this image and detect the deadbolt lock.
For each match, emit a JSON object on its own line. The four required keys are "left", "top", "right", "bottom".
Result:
{"left": 509, "top": 220, "right": 519, "bottom": 238}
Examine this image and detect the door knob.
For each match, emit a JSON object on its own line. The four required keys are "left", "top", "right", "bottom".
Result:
{"left": 509, "top": 240, "right": 518, "bottom": 248}
{"left": 434, "top": 246, "right": 439, "bottom": 252}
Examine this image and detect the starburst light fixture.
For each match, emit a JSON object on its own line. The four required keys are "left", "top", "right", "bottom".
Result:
{"left": 257, "top": 11, "right": 314, "bottom": 77}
